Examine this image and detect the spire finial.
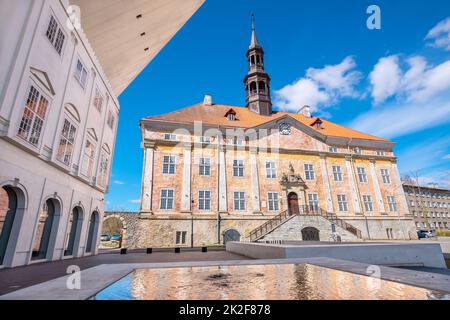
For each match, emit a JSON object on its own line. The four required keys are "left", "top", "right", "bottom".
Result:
{"left": 251, "top": 13, "right": 255, "bottom": 31}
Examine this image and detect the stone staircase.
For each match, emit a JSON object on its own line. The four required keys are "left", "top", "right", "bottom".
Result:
{"left": 248, "top": 206, "right": 363, "bottom": 242}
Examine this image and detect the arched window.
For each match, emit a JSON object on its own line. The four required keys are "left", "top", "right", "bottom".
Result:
{"left": 31, "top": 199, "right": 58, "bottom": 260}
{"left": 250, "top": 55, "right": 255, "bottom": 66}
{"left": 250, "top": 82, "right": 257, "bottom": 95}
{"left": 256, "top": 55, "right": 261, "bottom": 65}
{"left": 223, "top": 229, "right": 241, "bottom": 244}
{"left": 56, "top": 104, "right": 80, "bottom": 166}
{"left": 64, "top": 206, "right": 83, "bottom": 256}
{"left": 86, "top": 211, "right": 100, "bottom": 253}
{"left": 0, "top": 187, "right": 17, "bottom": 265}
{"left": 258, "top": 81, "right": 266, "bottom": 93}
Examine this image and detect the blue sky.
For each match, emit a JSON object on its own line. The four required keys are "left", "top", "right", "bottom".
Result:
{"left": 106, "top": 0, "right": 450, "bottom": 211}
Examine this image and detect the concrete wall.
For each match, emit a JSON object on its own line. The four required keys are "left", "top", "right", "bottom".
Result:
{"left": 226, "top": 242, "right": 447, "bottom": 268}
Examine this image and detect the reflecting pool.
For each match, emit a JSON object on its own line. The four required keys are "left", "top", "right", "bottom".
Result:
{"left": 94, "top": 264, "right": 449, "bottom": 300}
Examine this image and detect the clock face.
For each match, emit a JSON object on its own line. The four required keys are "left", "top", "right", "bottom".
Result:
{"left": 279, "top": 123, "right": 291, "bottom": 135}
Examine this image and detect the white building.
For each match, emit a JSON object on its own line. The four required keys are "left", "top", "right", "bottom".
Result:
{"left": 0, "top": 0, "right": 204, "bottom": 268}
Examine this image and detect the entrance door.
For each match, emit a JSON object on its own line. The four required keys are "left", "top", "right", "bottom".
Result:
{"left": 288, "top": 192, "right": 299, "bottom": 215}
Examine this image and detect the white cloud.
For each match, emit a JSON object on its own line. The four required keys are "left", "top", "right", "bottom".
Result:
{"left": 350, "top": 96, "right": 450, "bottom": 139}
{"left": 425, "top": 17, "right": 450, "bottom": 51}
{"left": 129, "top": 199, "right": 140, "bottom": 204}
{"left": 369, "top": 55, "right": 450, "bottom": 105}
{"left": 274, "top": 56, "right": 361, "bottom": 112}
{"left": 113, "top": 180, "right": 125, "bottom": 185}
{"left": 369, "top": 55, "right": 402, "bottom": 104}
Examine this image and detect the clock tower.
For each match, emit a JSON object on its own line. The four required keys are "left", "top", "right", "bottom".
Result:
{"left": 244, "top": 15, "right": 272, "bottom": 116}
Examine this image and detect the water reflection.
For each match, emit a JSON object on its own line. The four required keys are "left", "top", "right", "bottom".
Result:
{"left": 94, "top": 264, "right": 449, "bottom": 300}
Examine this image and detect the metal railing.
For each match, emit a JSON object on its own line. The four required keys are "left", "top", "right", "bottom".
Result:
{"left": 248, "top": 205, "right": 363, "bottom": 242}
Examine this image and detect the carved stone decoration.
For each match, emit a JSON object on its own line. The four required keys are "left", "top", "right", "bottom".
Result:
{"left": 280, "top": 163, "right": 305, "bottom": 185}
{"left": 279, "top": 123, "right": 291, "bottom": 135}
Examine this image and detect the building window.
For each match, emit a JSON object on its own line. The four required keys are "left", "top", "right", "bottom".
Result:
{"left": 363, "top": 195, "right": 374, "bottom": 212}
{"left": 93, "top": 87, "right": 103, "bottom": 112}
{"left": 329, "top": 147, "right": 338, "bottom": 153}
{"left": 162, "top": 155, "right": 176, "bottom": 174}
{"left": 410, "top": 200, "right": 415, "bottom": 207}
{"left": 74, "top": 59, "right": 88, "bottom": 89}
{"left": 56, "top": 118, "right": 77, "bottom": 166}
{"left": 97, "top": 151, "right": 109, "bottom": 188}
{"left": 164, "top": 133, "right": 176, "bottom": 140}
{"left": 175, "top": 231, "right": 187, "bottom": 245}
{"left": 46, "top": 15, "right": 65, "bottom": 55}
{"left": 308, "top": 193, "right": 319, "bottom": 212}
{"left": 233, "top": 192, "right": 245, "bottom": 211}
{"left": 381, "top": 169, "right": 391, "bottom": 184}
{"left": 353, "top": 147, "right": 362, "bottom": 154}
{"left": 198, "top": 190, "right": 211, "bottom": 211}
{"left": 268, "top": 192, "right": 279, "bottom": 211}
{"left": 265, "top": 161, "right": 277, "bottom": 179}
{"left": 332, "top": 165, "right": 343, "bottom": 182}
{"left": 199, "top": 157, "right": 211, "bottom": 176}
{"left": 81, "top": 139, "right": 95, "bottom": 178}
{"left": 199, "top": 136, "right": 211, "bottom": 143}
{"left": 377, "top": 150, "right": 385, "bottom": 156}
{"left": 17, "top": 85, "right": 49, "bottom": 146}
{"left": 107, "top": 110, "right": 115, "bottom": 129}
{"left": 357, "top": 167, "right": 367, "bottom": 183}
{"left": 337, "top": 194, "right": 348, "bottom": 212}
{"left": 233, "top": 160, "right": 244, "bottom": 177}
{"left": 160, "top": 189, "right": 174, "bottom": 210}
{"left": 387, "top": 196, "right": 397, "bottom": 212}
{"left": 227, "top": 113, "right": 236, "bottom": 121}
{"left": 233, "top": 136, "right": 244, "bottom": 146}
{"left": 304, "top": 164, "right": 315, "bottom": 180}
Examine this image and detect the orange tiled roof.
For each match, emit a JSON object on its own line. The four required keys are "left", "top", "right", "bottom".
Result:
{"left": 143, "top": 103, "right": 390, "bottom": 142}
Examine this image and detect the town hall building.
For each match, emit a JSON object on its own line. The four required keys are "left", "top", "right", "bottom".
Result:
{"left": 136, "top": 18, "right": 417, "bottom": 247}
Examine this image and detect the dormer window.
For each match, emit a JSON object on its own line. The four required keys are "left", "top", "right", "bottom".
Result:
{"left": 353, "top": 147, "right": 362, "bottom": 154}
{"left": 164, "top": 133, "right": 176, "bottom": 141}
{"left": 311, "top": 118, "right": 323, "bottom": 129}
{"left": 377, "top": 150, "right": 386, "bottom": 156}
{"left": 225, "top": 109, "right": 237, "bottom": 121}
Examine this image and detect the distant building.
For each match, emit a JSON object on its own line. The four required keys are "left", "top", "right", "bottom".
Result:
{"left": 0, "top": 0, "right": 204, "bottom": 268}
{"left": 136, "top": 18, "right": 416, "bottom": 248}
{"left": 403, "top": 184, "right": 450, "bottom": 231}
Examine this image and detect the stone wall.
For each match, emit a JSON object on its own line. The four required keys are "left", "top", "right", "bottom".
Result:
{"left": 260, "top": 215, "right": 359, "bottom": 242}
{"left": 103, "top": 212, "right": 140, "bottom": 248}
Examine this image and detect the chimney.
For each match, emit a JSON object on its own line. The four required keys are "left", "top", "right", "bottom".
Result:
{"left": 298, "top": 105, "right": 311, "bottom": 117}
{"left": 203, "top": 94, "right": 212, "bottom": 106}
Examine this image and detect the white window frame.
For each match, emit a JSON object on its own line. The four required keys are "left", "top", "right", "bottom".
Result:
{"left": 93, "top": 86, "right": 104, "bottom": 113}
{"left": 162, "top": 155, "right": 176, "bottom": 175}
{"left": 17, "top": 84, "right": 50, "bottom": 147}
{"left": 304, "top": 163, "right": 315, "bottom": 180}
{"left": 198, "top": 190, "right": 211, "bottom": 211}
{"left": 329, "top": 147, "right": 338, "bottom": 153}
{"left": 332, "top": 165, "right": 343, "bottom": 182}
{"left": 175, "top": 231, "right": 187, "bottom": 245}
{"left": 265, "top": 161, "right": 277, "bottom": 179}
{"left": 74, "top": 58, "right": 88, "bottom": 89}
{"left": 308, "top": 193, "right": 319, "bottom": 212}
{"left": 337, "top": 194, "right": 348, "bottom": 212}
{"left": 357, "top": 167, "right": 367, "bottom": 183}
{"left": 267, "top": 192, "right": 279, "bottom": 212}
{"left": 199, "top": 157, "right": 211, "bottom": 176}
{"left": 380, "top": 168, "right": 391, "bottom": 184}
{"left": 233, "top": 191, "right": 246, "bottom": 211}
{"left": 45, "top": 14, "right": 66, "bottom": 55}
{"left": 387, "top": 196, "right": 397, "bottom": 212}
{"left": 363, "top": 195, "right": 374, "bottom": 212}
{"left": 160, "top": 189, "right": 174, "bottom": 210}
{"left": 164, "top": 133, "right": 176, "bottom": 141}
{"left": 233, "top": 159, "right": 244, "bottom": 177}
{"left": 81, "top": 138, "right": 96, "bottom": 179}
{"left": 56, "top": 117, "right": 78, "bottom": 166}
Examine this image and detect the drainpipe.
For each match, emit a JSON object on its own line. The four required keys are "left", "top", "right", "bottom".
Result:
{"left": 216, "top": 125, "right": 221, "bottom": 244}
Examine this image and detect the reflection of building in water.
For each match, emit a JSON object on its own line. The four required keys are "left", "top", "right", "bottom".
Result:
{"left": 121, "top": 264, "right": 446, "bottom": 300}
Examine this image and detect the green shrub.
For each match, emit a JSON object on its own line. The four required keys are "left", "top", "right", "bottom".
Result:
{"left": 436, "top": 230, "right": 450, "bottom": 237}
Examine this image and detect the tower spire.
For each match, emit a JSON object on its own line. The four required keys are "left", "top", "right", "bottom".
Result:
{"left": 244, "top": 14, "right": 272, "bottom": 116}
{"left": 249, "top": 13, "right": 260, "bottom": 48}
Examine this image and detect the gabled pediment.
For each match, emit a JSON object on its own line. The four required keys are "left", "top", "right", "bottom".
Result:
{"left": 86, "top": 128, "right": 99, "bottom": 142}
{"left": 30, "top": 67, "right": 55, "bottom": 95}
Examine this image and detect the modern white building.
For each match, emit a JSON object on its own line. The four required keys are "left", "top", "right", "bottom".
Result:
{"left": 0, "top": 0, "right": 204, "bottom": 268}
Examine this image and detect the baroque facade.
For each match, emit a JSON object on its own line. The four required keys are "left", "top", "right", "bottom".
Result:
{"left": 403, "top": 184, "right": 450, "bottom": 231}
{"left": 135, "top": 19, "right": 417, "bottom": 248}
